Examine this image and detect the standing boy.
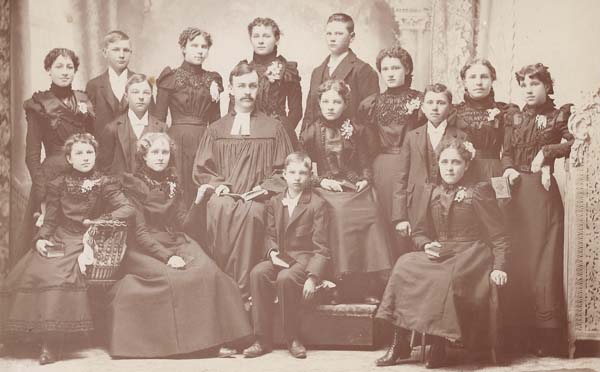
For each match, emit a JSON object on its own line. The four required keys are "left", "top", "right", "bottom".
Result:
{"left": 243, "top": 152, "right": 330, "bottom": 359}
{"left": 301, "top": 13, "right": 379, "bottom": 131}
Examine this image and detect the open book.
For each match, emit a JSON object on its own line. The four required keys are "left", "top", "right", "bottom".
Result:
{"left": 222, "top": 188, "right": 268, "bottom": 202}
{"left": 339, "top": 179, "right": 357, "bottom": 192}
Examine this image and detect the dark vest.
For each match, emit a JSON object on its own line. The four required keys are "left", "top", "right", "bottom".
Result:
{"left": 425, "top": 136, "right": 439, "bottom": 184}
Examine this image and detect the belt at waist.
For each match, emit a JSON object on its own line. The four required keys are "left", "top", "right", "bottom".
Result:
{"left": 380, "top": 146, "right": 402, "bottom": 154}
{"left": 171, "top": 117, "right": 209, "bottom": 126}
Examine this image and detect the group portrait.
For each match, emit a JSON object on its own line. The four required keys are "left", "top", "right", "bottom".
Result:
{"left": 1, "top": 0, "right": 600, "bottom": 371}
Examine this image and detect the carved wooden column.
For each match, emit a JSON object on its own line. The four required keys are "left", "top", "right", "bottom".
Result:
{"left": 564, "top": 92, "right": 600, "bottom": 358}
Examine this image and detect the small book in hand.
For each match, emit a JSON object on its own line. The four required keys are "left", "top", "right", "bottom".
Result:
{"left": 269, "top": 250, "right": 295, "bottom": 269}
{"left": 222, "top": 188, "right": 268, "bottom": 202}
{"left": 424, "top": 243, "right": 454, "bottom": 260}
{"left": 490, "top": 177, "right": 511, "bottom": 199}
{"left": 339, "top": 179, "right": 358, "bottom": 192}
{"left": 46, "top": 242, "right": 66, "bottom": 258}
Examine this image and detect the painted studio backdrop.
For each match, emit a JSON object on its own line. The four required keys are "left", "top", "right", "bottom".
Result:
{"left": 6, "top": 0, "right": 600, "bottom": 273}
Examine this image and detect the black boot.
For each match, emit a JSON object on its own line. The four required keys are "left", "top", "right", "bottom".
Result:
{"left": 425, "top": 337, "right": 447, "bottom": 369}
{"left": 375, "top": 328, "right": 411, "bottom": 367}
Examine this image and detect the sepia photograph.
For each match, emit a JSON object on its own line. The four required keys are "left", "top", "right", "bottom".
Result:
{"left": 1, "top": 0, "right": 600, "bottom": 371}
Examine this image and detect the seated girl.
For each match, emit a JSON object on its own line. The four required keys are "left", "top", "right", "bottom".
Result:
{"left": 374, "top": 138, "right": 509, "bottom": 369}
{"left": 300, "top": 79, "right": 394, "bottom": 304}
{"left": 107, "top": 132, "right": 252, "bottom": 358}
{"left": 0, "top": 133, "right": 134, "bottom": 365}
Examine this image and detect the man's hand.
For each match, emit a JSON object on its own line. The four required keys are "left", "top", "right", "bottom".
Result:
{"left": 355, "top": 180, "right": 368, "bottom": 192}
{"left": 167, "top": 255, "right": 186, "bottom": 269}
{"left": 503, "top": 168, "right": 520, "bottom": 186}
{"left": 35, "top": 239, "right": 54, "bottom": 257}
{"left": 303, "top": 275, "right": 319, "bottom": 301}
{"left": 195, "top": 184, "right": 215, "bottom": 204}
{"left": 395, "top": 221, "right": 411, "bottom": 237}
{"left": 215, "top": 184, "right": 231, "bottom": 196}
{"left": 490, "top": 270, "right": 508, "bottom": 286}
{"left": 320, "top": 179, "right": 343, "bottom": 192}
{"left": 424, "top": 241, "right": 442, "bottom": 260}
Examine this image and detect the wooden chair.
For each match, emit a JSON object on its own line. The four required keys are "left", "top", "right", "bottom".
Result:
{"left": 83, "top": 219, "right": 128, "bottom": 286}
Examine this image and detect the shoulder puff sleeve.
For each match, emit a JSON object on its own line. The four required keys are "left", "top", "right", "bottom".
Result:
{"left": 100, "top": 176, "right": 135, "bottom": 221}
{"left": 74, "top": 90, "right": 96, "bottom": 134}
{"left": 208, "top": 71, "right": 224, "bottom": 123}
{"left": 155, "top": 66, "right": 176, "bottom": 122}
{"left": 501, "top": 105, "right": 522, "bottom": 170}
{"left": 473, "top": 182, "right": 509, "bottom": 271}
{"left": 282, "top": 60, "right": 302, "bottom": 130}
{"left": 24, "top": 97, "right": 46, "bottom": 206}
{"left": 35, "top": 177, "right": 62, "bottom": 242}
{"left": 542, "top": 104, "right": 574, "bottom": 164}
{"left": 357, "top": 93, "right": 380, "bottom": 160}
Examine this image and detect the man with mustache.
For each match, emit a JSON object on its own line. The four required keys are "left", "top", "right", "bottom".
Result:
{"left": 97, "top": 74, "right": 166, "bottom": 177}
{"left": 193, "top": 61, "right": 294, "bottom": 304}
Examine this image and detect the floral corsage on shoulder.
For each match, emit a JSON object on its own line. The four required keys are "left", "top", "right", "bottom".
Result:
{"left": 454, "top": 186, "right": 468, "bottom": 203}
{"left": 340, "top": 119, "right": 354, "bottom": 140}
{"left": 405, "top": 97, "right": 422, "bottom": 115}
{"left": 265, "top": 60, "right": 284, "bottom": 83}
{"left": 487, "top": 107, "right": 501, "bottom": 122}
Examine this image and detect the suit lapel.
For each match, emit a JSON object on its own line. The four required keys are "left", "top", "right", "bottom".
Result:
{"left": 100, "top": 71, "right": 120, "bottom": 114}
{"left": 415, "top": 126, "right": 427, "bottom": 166}
{"left": 273, "top": 194, "right": 287, "bottom": 250}
{"left": 330, "top": 50, "right": 357, "bottom": 81}
{"left": 116, "top": 115, "right": 131, "bottom": 166}
{"left": 285, "top": 190, "right": 311, "bottom": 232}
{"left": 313, "top": 59, "right": 328, "bottom": 89}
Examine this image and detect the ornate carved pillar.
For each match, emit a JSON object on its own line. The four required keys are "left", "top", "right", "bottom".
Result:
{"left": 0, "top": 0, "right": 8, "bottom": 274}
{"left": 564, "top": 91, "right": 600, "bottom": 358}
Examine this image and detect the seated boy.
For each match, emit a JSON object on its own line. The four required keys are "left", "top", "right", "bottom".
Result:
{"left": 243, "top": 152, "right": 331, "bottom": 359}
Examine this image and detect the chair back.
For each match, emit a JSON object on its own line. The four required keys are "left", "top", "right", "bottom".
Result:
{"left": 85, "top": 219, "right": 128, "bottom": 284}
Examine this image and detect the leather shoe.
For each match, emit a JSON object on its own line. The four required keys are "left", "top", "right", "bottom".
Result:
{"left": 425, "top": 340, "right": 447, "bottom": 369}
{"left": 39, "top": 342, "right": 58, "bottom": 365}
{"left": 375, "top": 329, "right": 411, "bottom": 367}
{"left": 243, "top": 340, "right": 271, "bottom": 358}
{"left": 364, "top": 296, "right": 381, "bottom": 305}
{"left": 288, "top": 339, "right": 307, "bottom": 359}
{"left": 218, "top": 346, "right": 237, "bottom": 358}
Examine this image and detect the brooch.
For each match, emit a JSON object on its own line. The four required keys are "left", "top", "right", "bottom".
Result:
{"left": 487, "top": 107, "right": 501, "bottom": 121}
{"left": 81, "top": 178, "right": 101, "bottom": 193}
{"left": 405, "top": 97, "right": 421, "bottom": 114}
{"left": 209, "top": 81, "right": 220, "bottom": 103}
{"left": 265, "top": 61, "right": 284, "bottom": 83}
{"left": 454, "top": 186, "right": 468, "bottom": 203}
{"left": 166, "top": 181, "right": 177, "bottom": 199}
{"left": 340, "top": 119, "right": 354, "bottom": 140}
{"left": 535, "top": 114, "right": 548, "bottom": 129}
{"left": 78, "top": 102, "right": 89, "bottom": 115}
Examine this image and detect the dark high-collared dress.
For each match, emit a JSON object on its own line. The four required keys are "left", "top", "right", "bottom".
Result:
{"left": 501, "top": 100, "right": 572, "bottom": 331}
{"left": 108, "top": 168, "right": 252, "bottom": 357}
{"left": 1, "top": 172, "right": 133, "bottom": 341}
{"left": 156, "top": 61, "right": 223, "bottom": 206}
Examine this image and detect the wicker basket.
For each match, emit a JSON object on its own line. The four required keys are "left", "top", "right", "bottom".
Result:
{"left": 84, "top": 219, "right": 128, "bottom": 284}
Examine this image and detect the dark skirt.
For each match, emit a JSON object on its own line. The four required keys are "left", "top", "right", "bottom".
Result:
{"left": 168, "top": 125, "right": 206, "bottom": 207}
{"left": 504, "top": 172, "right": 566, "bottom": 329}
{"left": 108, "top": 231, "right": 252, "bottom": 357}
{"left": 12, "top": 154, "right": 69, "bottom": 268}
{"left": 376, "top": 240, "right": 493, "bottom": 342}
{"left": 1, "top": 226, "right": 93, "bottom": 341}
{"left": 314, "top": 186, "right": 393, "bottom": 277}
{"left": 373, "top": 152, "right": 411, "bottom": 258}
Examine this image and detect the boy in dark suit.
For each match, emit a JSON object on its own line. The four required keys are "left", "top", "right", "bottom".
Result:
{"left": 86, "top": 30, "right": 151, "bottom": 134}
{"left": 243, "top": 152, "right": 331, "bottom": 359}
{"left": 97, "top": 74, "right": 166, "bottom": 176}
{"left": 392, "top": 83, "right": 468, "bottom": 238}
{"left": 301, "top": 13, "right": 379, "bottom": 131}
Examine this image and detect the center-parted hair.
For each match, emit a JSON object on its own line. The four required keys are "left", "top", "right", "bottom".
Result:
{"left": 63, "top": 133, "right": 98, "bottom": 157}
{"left": 327, "top": 13, "right": 354, "bottom": 33}
{"left": 102, "top": 30, "right": 130, "bottom": 49}
{"left": 423, "top": 83, "right": 453, "bottom": 104}
{"left": 136, "top": 132, "right": 177, "bottom": 169}
{"left": 515, "top": 63, "right": 554, "bottom": 95}
{"left": 178, "top": 27, "right": 213, "bottom": 49}
{"left": 229, "top": 60, "right": 257, "bottom": 84}
{"left": 375, "top": 46, "right": 414, "bottom": 87}
{"left": 44, "top": 48, "right": 80, "bottom": 72}
{"left": 247, "top": 17, "right": 282, "bottom": 40}
{"left": 125, "top": 73, "right": 153, "bottom": 93}
{"left": 435, "top": 137, "right": 473, "bottom": 165}
{"left": 460, "top": 58, "right": 497, "bottom": 81}
{"left": 284, "top": 151, "right": 312, "bottom": 171}
{"left": 317, "top": 79, "right": 351, "bottom": 103}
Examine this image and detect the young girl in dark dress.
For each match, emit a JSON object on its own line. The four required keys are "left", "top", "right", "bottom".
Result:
{"left": 375, "top": 138, "right": 509, "bottom": 369}
{"left": 155, "top": 27, "right": 223, "bottom": 207}
{"left": 1, "top": 133, "right": 134, "bottom": 365}
{"left": 14, "top": 48, "right": 95, "bottom": 267}
{"left": 453, "top": 59, "right": 517, "bottom": 182}
{"left": 230, "top": 17, "right": 302, "bottom": 148}
{"left": 300, "top": 79, "right": 393, "bottom": 304}
{"left": 107, "top": 132, "right": 252, "bottom": 358}
{"left": 359, "top": 46, "right": 422, "bottom": 257}
{"left": 502, "top": 63, "right": 572, "bottom": 356}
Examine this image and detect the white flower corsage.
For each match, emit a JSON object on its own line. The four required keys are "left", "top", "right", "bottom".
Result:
{"left": 487, "top": 107, "right": 501, "bottom": 121}
{"left": 454, "top": 186, "right": 468, "bottom": 203}
{"left": 78, "top": 102, "right": 89, "bottom": 115}
{"left": 266, "top": 61, "right": 283, "bottom": 83}
{"left": 81, "top": 178, "right": 100, "bottom": 193}
{"left": 535, "top": 114, "right": 548, "bottom": 129}
{"left": 167, "top": 181, "right": 177, "bottom": 199}
{"left": 209, "top": 81, "right": 220, "bottom": 103}
{"left": 405, "top": 97, "right": 421, "bottom": 114}
{"left": 340, "top": 119, "right": 354, "bottom": 140}
{"left": 463, "top": 141, "right": 477, "bottom": 160}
